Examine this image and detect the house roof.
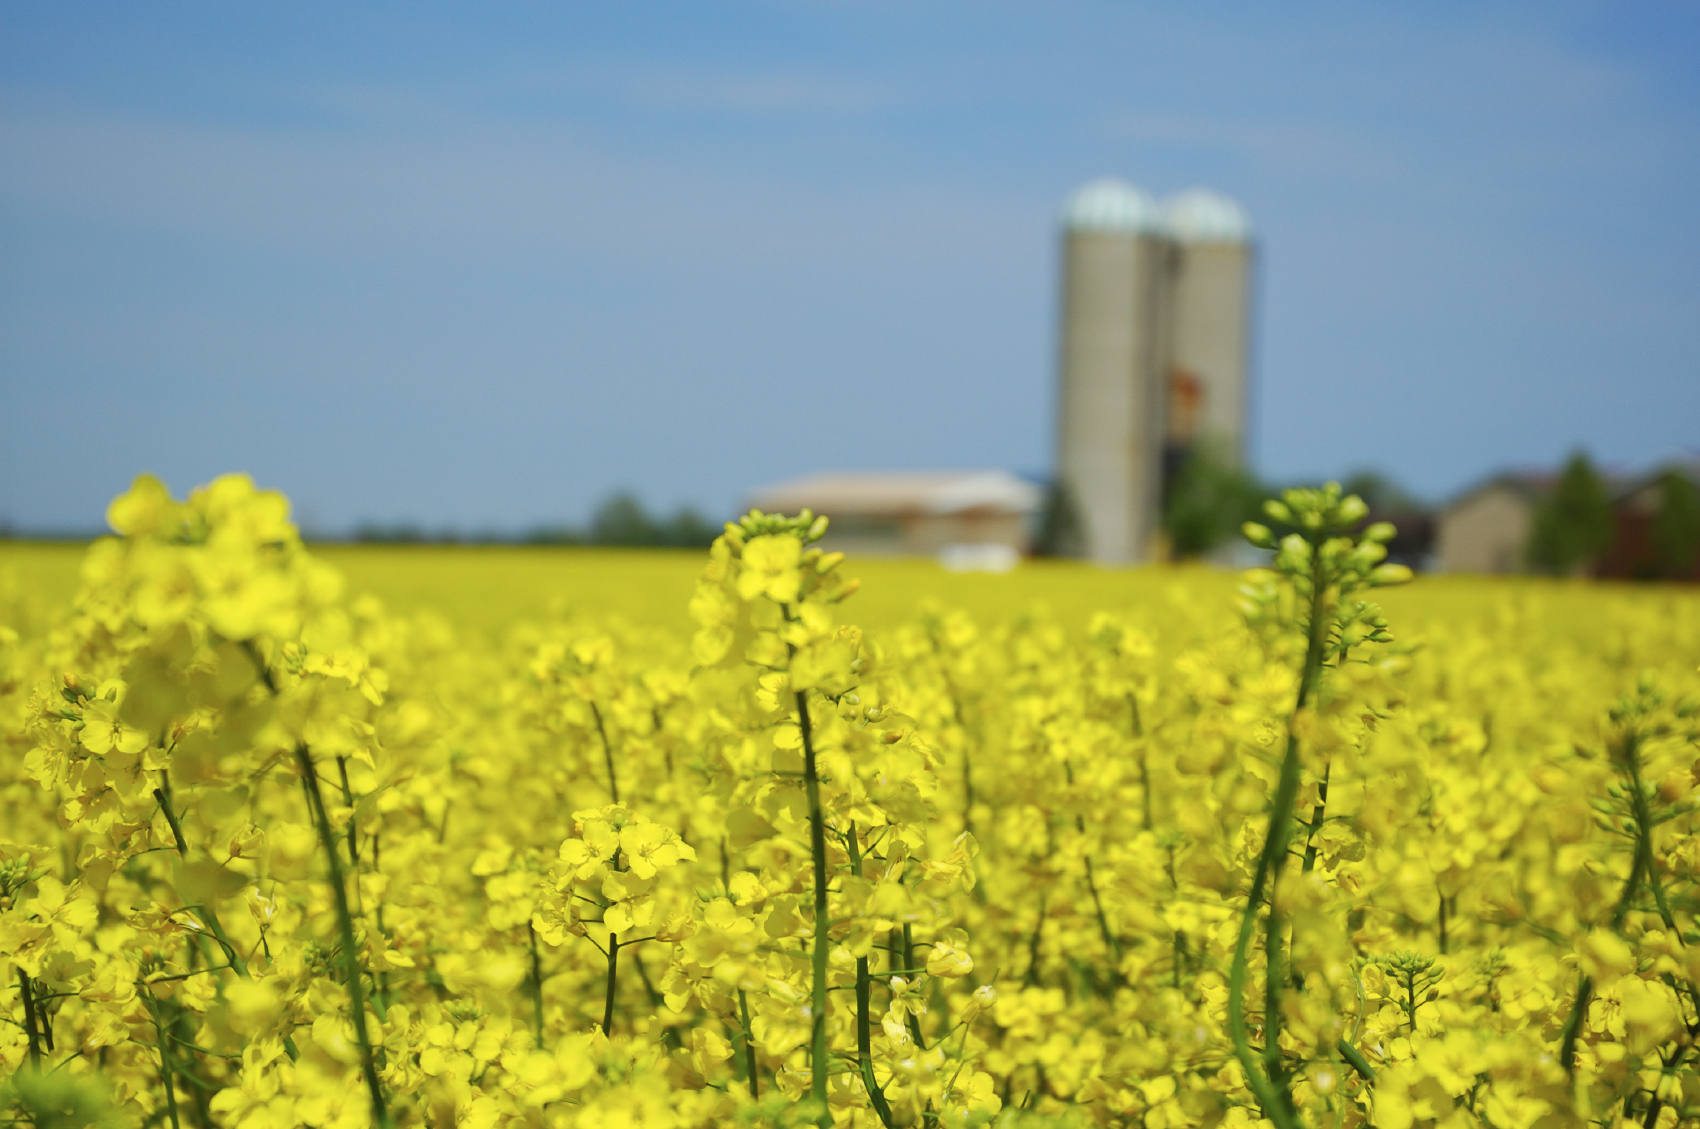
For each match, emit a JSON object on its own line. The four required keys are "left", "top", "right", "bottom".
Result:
{"left": 746, "top": 470, "right": 1042, "bottom": 518}
{"left": 1611, "top": 454, "right": 1700, "bottom": 504}
{"left": 1445, "top": 471, "right": 1558, "bottom": 511}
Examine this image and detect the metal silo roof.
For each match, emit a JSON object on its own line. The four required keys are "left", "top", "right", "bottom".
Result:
{"left": 1062, "top": 178, "right": 1161, "bottom": 233}
{"left": 1162, "top": 189, "right": 1253, "bottom": 243}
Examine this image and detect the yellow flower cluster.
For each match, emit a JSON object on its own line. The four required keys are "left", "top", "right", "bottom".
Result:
{"left": 2, "top": 474, "right": 1699, "bottom": 1129}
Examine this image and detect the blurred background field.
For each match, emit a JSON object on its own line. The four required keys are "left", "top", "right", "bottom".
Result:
{"left": 7, "top": 540, "right": 1695, "bottom": 648}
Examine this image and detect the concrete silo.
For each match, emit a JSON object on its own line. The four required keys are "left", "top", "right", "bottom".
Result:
{"left": 1054, "top": 178, "right": 1171, "bottom": 563}
{"left": 1162, "top": 189, "right": 1255, "bottom": 468}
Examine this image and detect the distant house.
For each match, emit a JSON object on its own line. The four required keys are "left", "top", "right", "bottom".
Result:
{"left": 1433, "top": 472, "right": 1553, "bottom": 575}
{"left": 1436, "top": 460, "right": 1699, "bottom": 579}
{"left": 745, "top": 470, "right": 1042, "bottom": 563}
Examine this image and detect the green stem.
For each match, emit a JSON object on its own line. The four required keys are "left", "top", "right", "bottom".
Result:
{"left": 147, "top": 995, "right": 183, "bottom": 1129}
{"left": 846, "top": 822, "right": 897, "bottom": 1127}
{"left": 902, "top": 923, "right": 927, "bottom": 1050}
{"left": 296, "top": 745, "right": 389, "bottom": 1128}
{"left": 739, "top": 989, "right": 760, "bottom": 1100}
{"left": 18, "top": 968, "right": 43, "bottom": 1070}
{"left": 1559, "top": 972, "right": 1592, "bottom": 1076}
{"left": 154, "top": 783, "right": 249, "bottom": 978}
{"left": 591, "top": 701, "right": 620, "bottom": 805}
{"left": 1437, "top": 889, "right": 1448, "bottom": 955}
{"left": 1300, "top": 763, "right": 1330, "bottom": 874}
{"left": 1228, "top": 549, "right": 1327, "bottom": 1129}
{"left": 1641, "top": 1042, "right": 1686, "bottom": 1128}
{"left": 336, "top": 755, "right": 359, "bottom": 865}
{"left": 1082, "top": 853, "right": 1122, "bottom": 978}
{"left": 602, "top": 933, "right": 621, "bottom": 1034}
{"left": 528, "top": 923, "right": 546, "bottom": 1044}
{"left": 1130, "top": 694, "right": 1152, "bottom": 832}
{"left": 797, "top": 683, "right": 832, "bottom": 1126}
{"left": 1561, "top": 725, "right": 1658, "bottom": 1079}
{"left": 1023, "top": 898, "right": 1046, "bottom": 987}
{"left": 1336, "top": 1037, "right": 1375, "bottom": 1084}
{"left": 154, "top": 785, "right": 190, "bottom": 857}
{"left": 199, "top": 906, "right": 250, "bottom": 979}
{"left": 1067, "top": 760, "right": 1122, "bottom": 979}
{"left": 927, "top": 631, "right": 977, "bottom": 842}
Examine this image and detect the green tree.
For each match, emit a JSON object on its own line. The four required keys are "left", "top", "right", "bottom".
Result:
{"left": 1033, "top": 478, "right": 1086, "bottom": 558}
{"left": 1163, "top": 441, "right": 1263, "bottom": 559}
{"left": 590, "top": 492, "right": 662, "bottom": 546}
{"left": 1339, "top": 469, "right": 1420, "bottom": 515}
{"left": 1652, "top": 471, "right": 1700, "bottom": 579}
{"left": 1526, "top": 450, "right": 1613, "bottom": 575}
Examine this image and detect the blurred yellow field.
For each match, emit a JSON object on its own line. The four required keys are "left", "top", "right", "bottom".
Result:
{"left": 4, "top": 480, "right": 1700, "bottom": 1127}
{"left": 7, "top": 538, "right": 1680, "bottom": 642}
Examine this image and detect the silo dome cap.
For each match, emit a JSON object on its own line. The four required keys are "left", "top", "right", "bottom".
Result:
{"left": 1162, "top": 189, "right": 1253, "bottom": 243}
{"left": 1062, "top": 177, "right": 1161, "bottom": 233}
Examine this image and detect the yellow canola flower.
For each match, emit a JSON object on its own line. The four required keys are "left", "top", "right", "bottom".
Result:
{"left": 735, "top": 534, "right": 802, "bottom": 604}
{"left": 4, "top": 478, "right": 1700, "bottom": 1129}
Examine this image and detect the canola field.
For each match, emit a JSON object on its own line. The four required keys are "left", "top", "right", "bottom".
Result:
{"left": 3, "top": 475, "right": 1699, "bottom": 1129}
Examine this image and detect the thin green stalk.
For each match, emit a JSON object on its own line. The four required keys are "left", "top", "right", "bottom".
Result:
{"left": 591, "top": 701, "right": 620, "bottom": 804}
{"left": 296, "top": 745, "right": 389, "bottom": 1128}
{"left": 1130, "top": 695, "right": 1152, "bottom": 832}
{"left": 600, "top": 828, "right": 629, "bottom": 1034}
{"left": 797, "top": 682, "right": 832, "bottom": 1126}
{"left": 739, "top": 989, "right": 760, "bottom": 1100}
{"left": 1620, "top": 732, "right": 1679, "bottom": 933}
{"left": 372, "top": 835, "right": 392, "bottom": 1015}
{"left": 1300, "top": 763, "right": 1330, "bottom": 874}
{"left": 1023, "top": 898, "right": 1046, "bottom": 987}
{"left": 528, "top": 923, "right": 546, "bottom": 1043}
{"left": 199, "top": 907, "right": 250, "bottom": 980}
{"left": 1559, "top": 972, "right": 1592, "bottom": 1076}
{"left": 927, "top": 633, "right": 977, "bottom": 842}
{"left": 1065, "top": 760, "right": 1123, "bottom": 978}
{"left": 1228, "top": 548, "right": 1327, "bottom": 1129}
{"left": 1082, "top": 854, "right": 1122, "bottom": 977}
{"left": 1437, "top": 888, "right": 1448, "bottom": 955}
{"left": 147, "top": 995, "right": 183, "bottom": 1129}
{"left": 336, "top": 755, "right": 359, "bottom": 865}
{"left": 154, "top": 783, "right": 248, "bottom": 979}
{"left": 1336, "top": 1037, "right": 1375, "bottom": 1084}
{"left": 900, "top": 924, "right": 927, "bottom": 1049}
{"left": 846, "top": 822, "right": 897, "bottom": 1127}
{"left": 602, "top": 934, "right": 621, "bottom": 1035}
{"left": 1641, "top": 1043, "right": 1685, "bottom": 1129}
{"left": 1563, "top": 725, "right": 1658, "bottom": 1079}
{"left": 18, "top": 969, "right": 43, "bottom": 1070}
{"left": 154, "top": 785, "right": 190, "bottom": 857}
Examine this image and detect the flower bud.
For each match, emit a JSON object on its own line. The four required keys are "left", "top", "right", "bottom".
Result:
{"left": 1368, "top": 564, "right": 1414, "bottom": 588}
{"left": 1335, "top": 496, "right": 1369, "bottom": 528}
{"left": 1363, "top": 522, "right": 1397, "bottom": 544}
{"left": 1242, "top": 522, "right": 1277, "bottom": 549}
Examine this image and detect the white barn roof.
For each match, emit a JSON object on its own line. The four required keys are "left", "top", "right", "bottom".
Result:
{"left": 747, "top": 470, "right": 1041, "bottom": 517}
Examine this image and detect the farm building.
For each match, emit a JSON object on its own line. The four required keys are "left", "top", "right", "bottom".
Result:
{"left": 745, "top": 470, "right": 1041, "bottom": 566}
{"left": 1433, "top": 472, "right": 1553, "bottom": 574}
{"left": 1435, "top": 458, "right": 1699, "bottom": 579}
{"left": 1054, "top": 179, "right": 1255, "bottom": 564}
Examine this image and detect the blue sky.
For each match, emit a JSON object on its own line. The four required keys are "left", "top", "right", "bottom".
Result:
{"left": 2, "top": 1, "right": 1696, "bottom": 534}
